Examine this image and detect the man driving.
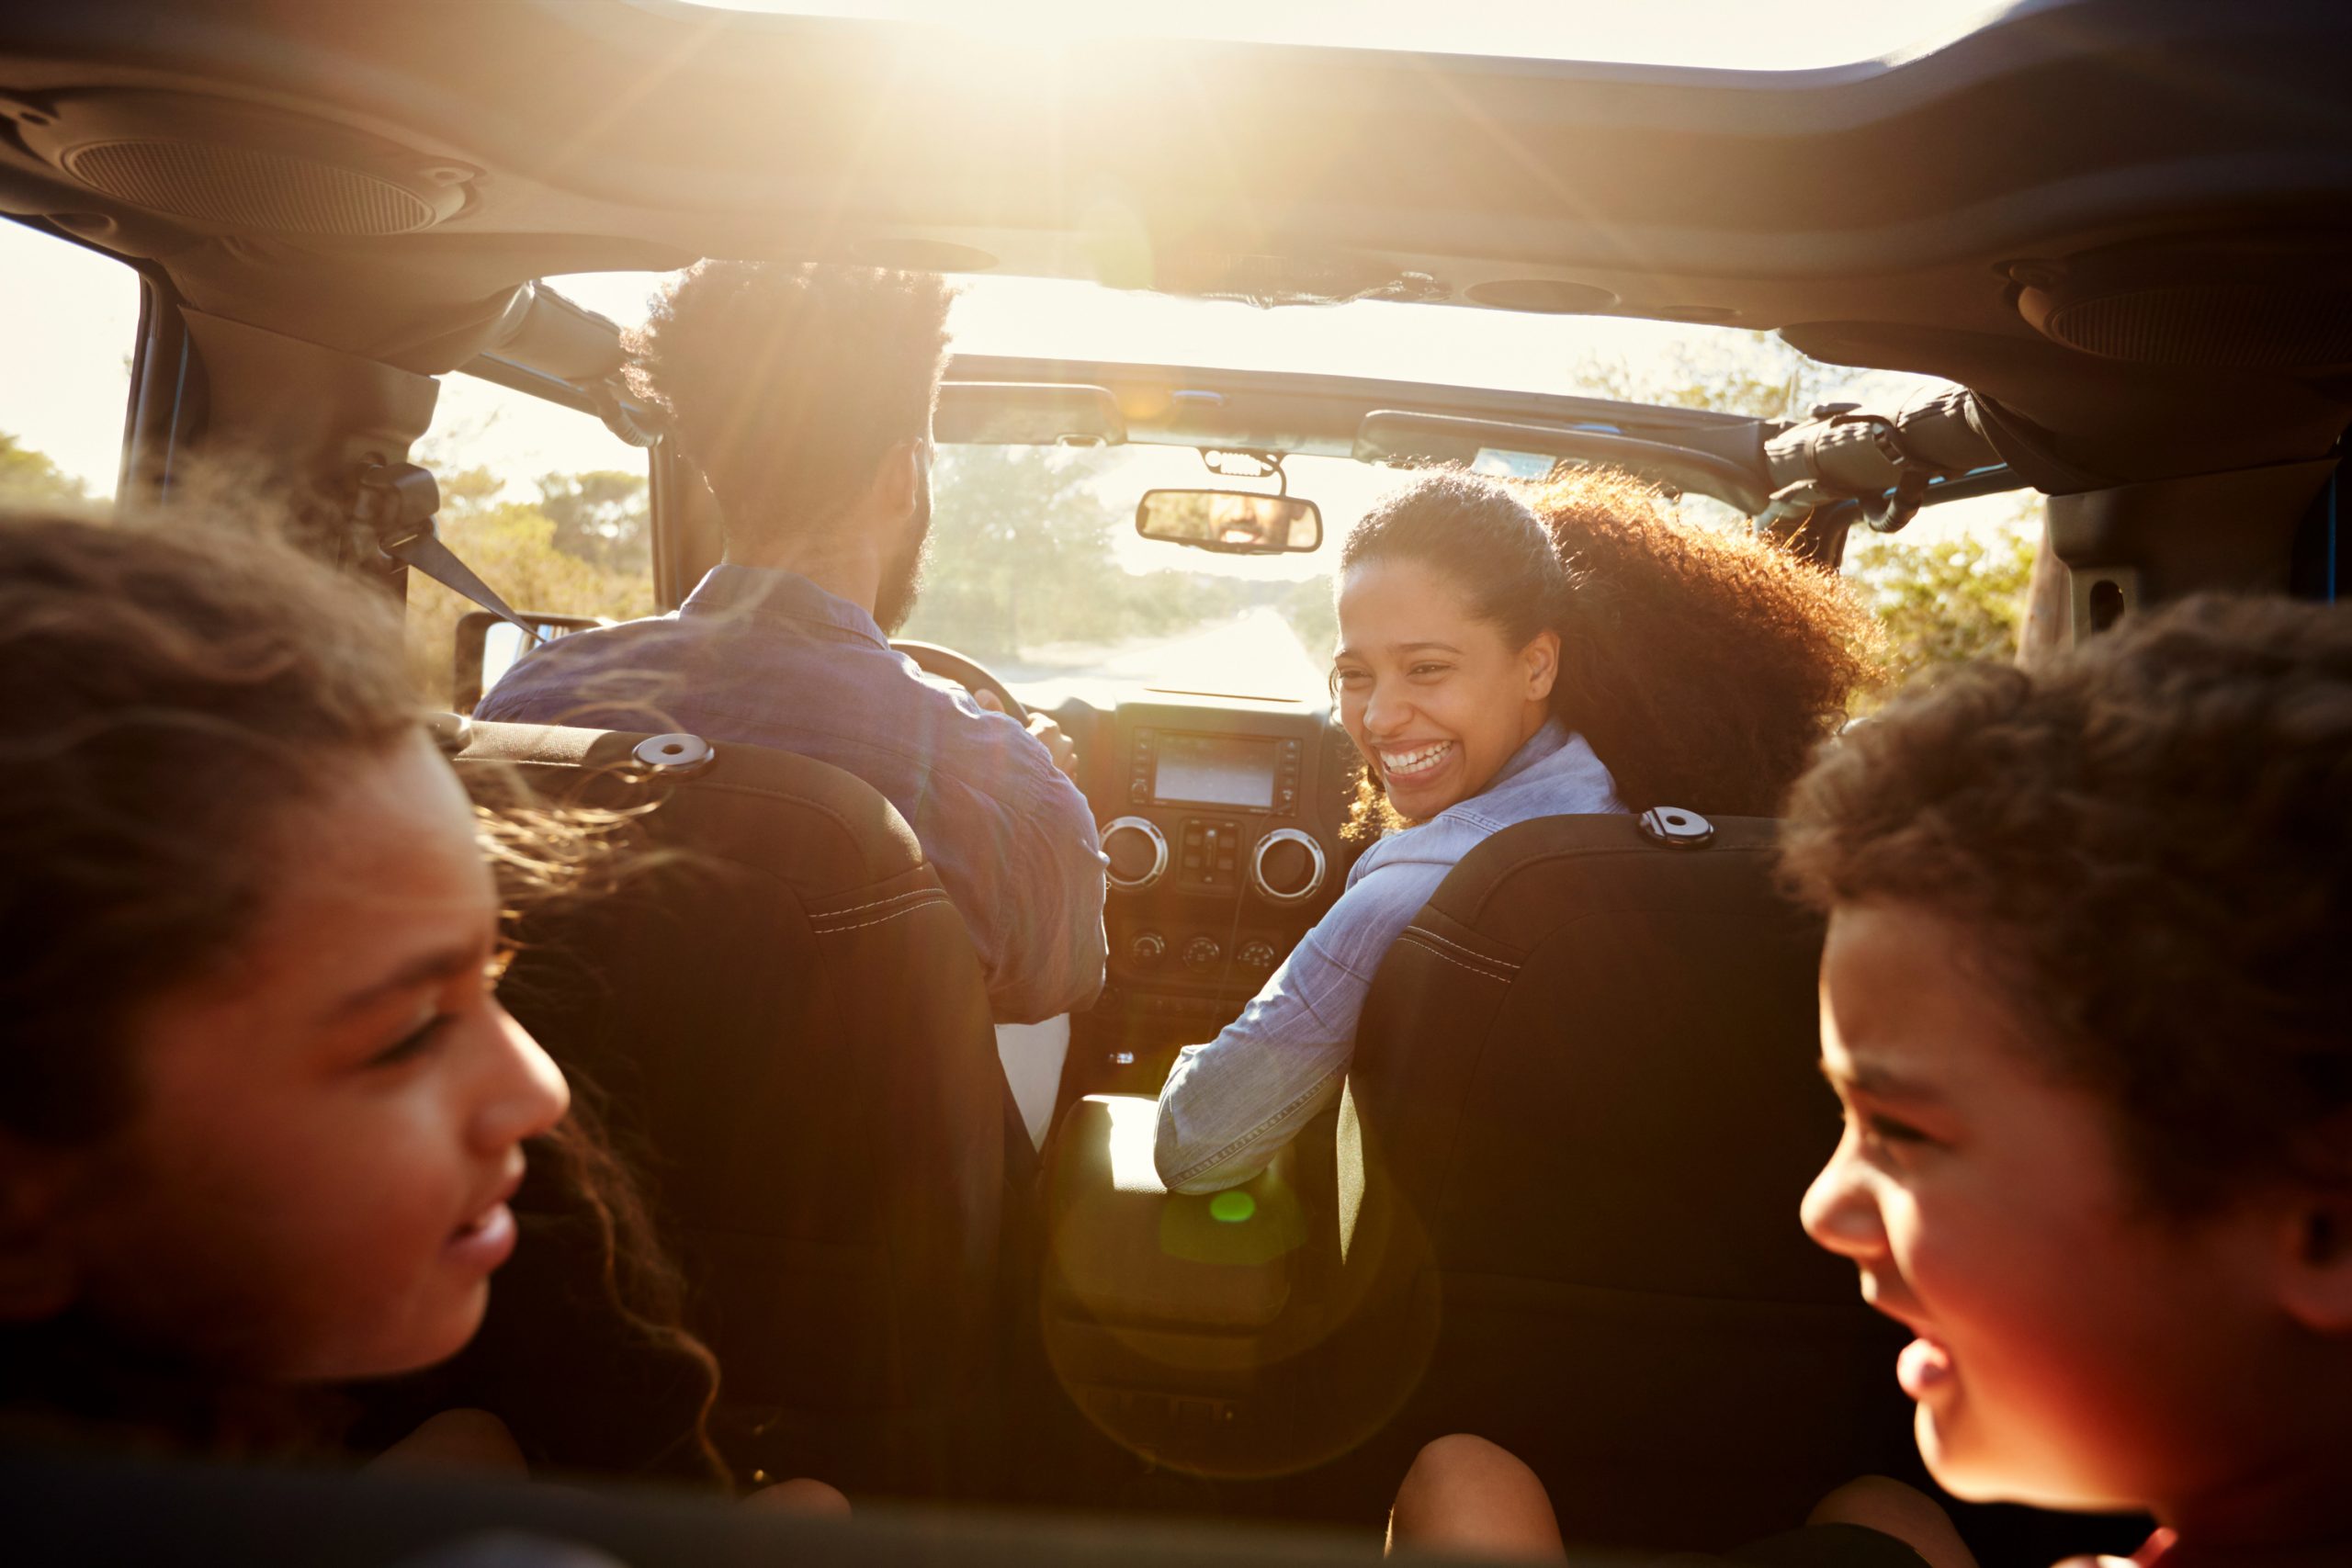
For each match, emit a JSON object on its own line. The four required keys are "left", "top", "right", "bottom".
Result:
{"left": 478, "top": 261, "right": 1106, "bottom": 1023}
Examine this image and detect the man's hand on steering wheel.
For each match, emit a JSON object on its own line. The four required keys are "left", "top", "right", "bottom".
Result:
{"left": 974, "top": 688, "right": 1080, "bottom": 782}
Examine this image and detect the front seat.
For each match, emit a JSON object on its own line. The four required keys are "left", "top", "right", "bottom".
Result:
{"left": 445, "top": 720, "right": 1016, "bottom": 1495}
{"left": 1320, "top": 811, "right": 1917, "bottom": 1550}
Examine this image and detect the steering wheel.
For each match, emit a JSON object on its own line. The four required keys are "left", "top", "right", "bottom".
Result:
{"left": 891, "top": 639, "right": 1028, "bottom": 724}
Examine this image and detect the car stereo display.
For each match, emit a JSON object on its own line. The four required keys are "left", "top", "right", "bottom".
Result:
{"left": 1152, "top": 732, "right": 1278, "bottom": 810}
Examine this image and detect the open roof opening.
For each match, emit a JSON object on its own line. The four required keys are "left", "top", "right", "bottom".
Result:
{"left": 661, "top": 0, "right": 2023, "bottom": 72}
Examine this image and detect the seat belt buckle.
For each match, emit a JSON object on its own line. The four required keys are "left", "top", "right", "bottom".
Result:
{"left": 352, "top": 461, "right": 444, "bottom": 560}
{"left": 350, "top": 461, "right": 543, "bottom": 649}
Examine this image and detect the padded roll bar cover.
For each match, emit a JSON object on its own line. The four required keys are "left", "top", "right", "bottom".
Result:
{"left": 448, "top": 721, "right": 1004, "bottom": 1489}
{"left": 1340, "top": 813, "right": 1915, "bottom": 1549}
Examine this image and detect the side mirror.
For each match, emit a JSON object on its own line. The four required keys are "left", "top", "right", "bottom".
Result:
{"left": 1136, "top": 489, "right": 1323, "bottom": 555}
{"left": 452, "top": 609, "right": 604, "bottom": 713}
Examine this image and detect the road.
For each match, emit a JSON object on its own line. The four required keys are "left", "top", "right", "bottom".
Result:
{"left": 995, "top": 607, "right": 1329, "bottom": 709}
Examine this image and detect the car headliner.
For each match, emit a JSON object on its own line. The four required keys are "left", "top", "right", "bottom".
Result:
{"left": 2, "top": 0, "right": 2349, "bottom": 485}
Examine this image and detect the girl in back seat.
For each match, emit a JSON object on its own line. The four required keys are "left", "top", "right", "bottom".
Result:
{"left": 1154, "top": 468, "right": 1880, "bottom": 1193}
{"left": 0, "top": 511, "right": 841, "bottom": 1511}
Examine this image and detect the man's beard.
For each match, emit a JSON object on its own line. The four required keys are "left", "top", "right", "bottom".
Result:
{"left": 873, "top": 473, "right": 932, "bottom": 637}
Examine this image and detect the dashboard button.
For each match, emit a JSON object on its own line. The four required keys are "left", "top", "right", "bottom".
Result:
{"left": 1183, "top": 936, "right": 1222, "bottom": 972}
{"left": 1129, "top": 931, "right": 1167, "bottom": 967}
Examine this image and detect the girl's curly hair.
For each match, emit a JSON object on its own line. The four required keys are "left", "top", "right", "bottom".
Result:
{"left": 1339, "top": 468, "right": 1882, "bottom": 836}
{"left": 1781, "top": 593, "right": 2352, "bottom": 1213}
{"left": 0, "top": 511, "right": 721, "bottom": 1483}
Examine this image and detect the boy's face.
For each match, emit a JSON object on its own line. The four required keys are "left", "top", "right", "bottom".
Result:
{"left": 1800, "top": 900, "right": 2292, "bottom": 1516}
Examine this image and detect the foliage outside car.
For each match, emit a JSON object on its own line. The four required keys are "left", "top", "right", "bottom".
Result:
{"left": 1, "top": 430, "right": 90, "bottom": 508}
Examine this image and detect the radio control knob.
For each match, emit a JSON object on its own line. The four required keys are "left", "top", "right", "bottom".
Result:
{"left": 1238, "top": 940, "right": 1280, "bottom": 971}
{"left": 1129, "top": 931, "right": 1167, "bottom": 967}
{"left": 1182, "top": 936, "right": 1222, "bottom": 972}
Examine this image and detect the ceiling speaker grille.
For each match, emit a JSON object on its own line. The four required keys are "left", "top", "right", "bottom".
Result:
{"left": 2038, "top": 283, "right": 2352, "bottom": 371}
{"left": 61, "top": 139, "right": 447, "bottom": 235}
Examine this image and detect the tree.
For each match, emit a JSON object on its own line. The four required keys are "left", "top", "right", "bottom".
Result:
{"left": 0, "top": 431, "right": 91, "bottom": 507}
{"left": 904, "top": 445, "right": 1266, "bottom": 659}
{"left": 1846, "top": 526, "right": 2039, "bottom": 679}
{"left": 403, "top": 468, "right": 655, "bottom": 707}
{"left": 1568, "top": 337, "right": 2039, "bottom": 683}
{"left": 537, "top": 469, "right": 651, "bottom": 574}
{"left": 1569, "top": 332, "right": 1905, "bottom": 423}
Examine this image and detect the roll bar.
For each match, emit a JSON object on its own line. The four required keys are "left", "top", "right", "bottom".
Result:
{"left": 1760, "top": 385, "right": 2012, "bottom": 535}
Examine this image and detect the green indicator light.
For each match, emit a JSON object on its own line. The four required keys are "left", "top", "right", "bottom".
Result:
{"left": 1208, "top": 1190, "right": 1256, "bottom": 1224}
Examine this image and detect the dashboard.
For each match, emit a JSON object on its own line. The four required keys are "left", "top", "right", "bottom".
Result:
{"left": 1057, "top": 693, "right": 1353, "bottom": 1089}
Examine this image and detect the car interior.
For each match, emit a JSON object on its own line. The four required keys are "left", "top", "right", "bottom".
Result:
{"left": 4, "top": 2, "right": 2350, "bottom": 1563}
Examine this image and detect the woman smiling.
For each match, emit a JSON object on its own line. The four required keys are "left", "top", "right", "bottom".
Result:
{"left": 1153, "top": 467, "right": 1880, "bottom": 1193}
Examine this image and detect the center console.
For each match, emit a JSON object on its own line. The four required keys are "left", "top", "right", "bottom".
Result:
{"left": 1086, "top": 698, "right": 1346, "bottom": 1043}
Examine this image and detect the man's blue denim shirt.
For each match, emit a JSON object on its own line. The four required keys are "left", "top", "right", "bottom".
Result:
{"left": 476, "top": 564, "right": 1107, "bottom": 1023}
{"left": 1154, "top": 720, "right": 1623, "bottom": 1192}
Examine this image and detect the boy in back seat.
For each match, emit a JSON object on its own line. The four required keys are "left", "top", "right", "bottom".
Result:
{"left": 1392, "top": 594, "right": 2352, "bottom": 1567}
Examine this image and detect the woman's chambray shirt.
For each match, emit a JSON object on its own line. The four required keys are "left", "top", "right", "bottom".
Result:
{"left": 1154, "top": 719, "right": 1624, "bottom": 1193}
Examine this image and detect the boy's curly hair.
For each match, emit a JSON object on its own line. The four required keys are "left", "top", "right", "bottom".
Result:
{"left": 1339, "top": 468, "right": 1882, "bottom": 836}
{"left": 1781, "top": 593, "right": 2352, "bottom": 1213}
{"left": 628, "top": 260, "right": 954, "bottom": 542}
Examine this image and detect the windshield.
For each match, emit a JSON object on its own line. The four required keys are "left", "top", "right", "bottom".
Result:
{"left": 900, "top": 444, "right": 1366, "bottom": 708}
{"left": 537, "top": 269, "right": 2032, "bottom": 705}
{"left": 900, "top": 443, "right": 1753, "bottom": 708}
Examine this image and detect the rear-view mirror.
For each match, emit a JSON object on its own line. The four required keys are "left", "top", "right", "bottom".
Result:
{"left": 452, "top": 608, "right": 604, "bottom": 713}
{"left": 1135, "top": 489, "right": 1322, "bottom": 554}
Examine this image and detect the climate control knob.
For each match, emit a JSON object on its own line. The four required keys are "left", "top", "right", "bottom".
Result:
{"left": 1238, "top": 939, "right": 1280, "bottom": 972}
{"left": 1250, "top": 828, "right": 1328, "bottom": 905}
{"left": 1129, "top": 931, "right": 1167, "bottom": 967}
{"left": 1182, "top": 935, "right": 1222, "bottom": 973}
{"left": 1101, "top": 815, "right": 1169, "bottom": 894}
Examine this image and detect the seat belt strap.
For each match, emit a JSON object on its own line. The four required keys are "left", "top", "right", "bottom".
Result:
{"left": 353, "top": 462, "right": 542, "bottom": 647}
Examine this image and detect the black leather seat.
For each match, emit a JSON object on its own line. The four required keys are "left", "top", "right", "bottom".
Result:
{"left": 445, "top": 720, "right": 1017, "bottom": 1495}
{"left": 1321, "top": 812, "right": 1917, "bottom": 1550}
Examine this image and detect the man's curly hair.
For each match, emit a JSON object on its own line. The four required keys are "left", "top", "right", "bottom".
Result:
{"left": 1339, "top": 468, "right": 1881, "bottom": 835}
{"left": 627, "top": 260, "right": 954, "bottom": 542}
{"left": 1781, "top": 593, "right": 2352, "bottom": 1213}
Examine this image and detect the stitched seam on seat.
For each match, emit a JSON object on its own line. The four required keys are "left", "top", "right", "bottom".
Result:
{"left": 1403, "top": 925, "right": 1521, "bottom": 972}
{"left": 810, "top": 897, "right": 952, "bottom": 935}
{"left": 1396, "top": 931, "right": 1514, "bottom": 984}
{"left": 812, "top": 886, "right": 945, "bottom": 919}
{"left": 809, "top": 893, "right": 947, "bottom": 930}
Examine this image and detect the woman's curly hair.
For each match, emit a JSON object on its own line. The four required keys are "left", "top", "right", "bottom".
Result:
{"left": 1339, "top": 468, "right": 1881, "bottom": 835}
{"left": 628, "top": 259, "right": 954, "bottom": 542}
{"left": 1781, "top": 593, "right": 2352, "bottom": 1213}
{"left": 0, "top": 511, "right": 722, "bottom": 1483}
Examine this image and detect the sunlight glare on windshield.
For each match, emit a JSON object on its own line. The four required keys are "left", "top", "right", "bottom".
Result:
{"left": 670, "top": 0, "right": 2019, "bottom": 71}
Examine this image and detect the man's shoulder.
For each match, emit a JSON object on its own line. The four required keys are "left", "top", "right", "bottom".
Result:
{"left": 480, "top": 615, "right": 1029, "bottom": 772}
